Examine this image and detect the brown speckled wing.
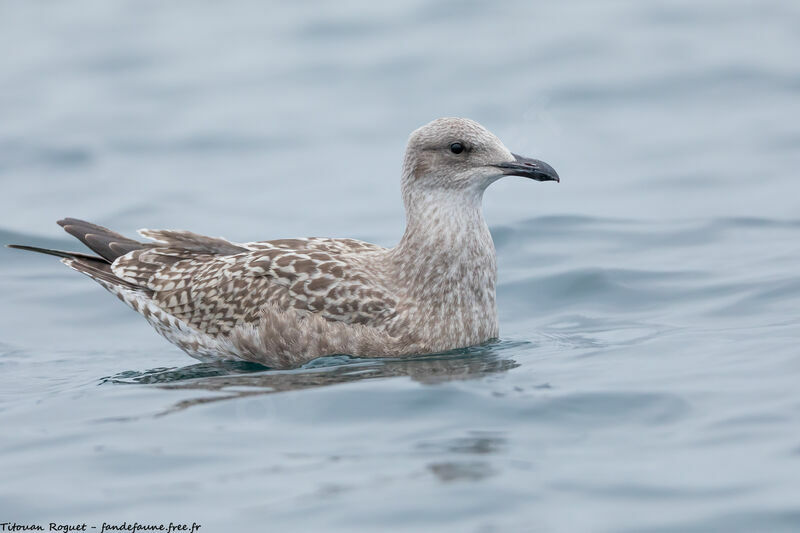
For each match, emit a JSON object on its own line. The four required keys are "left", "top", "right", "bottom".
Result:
{"left": 244, "top": 237, "right": 385, "bottom": 254}
{"left": 111, "top": 233, "right": 397, "bottom": 337}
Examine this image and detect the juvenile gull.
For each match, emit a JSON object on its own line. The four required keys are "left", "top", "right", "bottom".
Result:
{"left": 10, "top": 118, "right": 559, "bottom": 368}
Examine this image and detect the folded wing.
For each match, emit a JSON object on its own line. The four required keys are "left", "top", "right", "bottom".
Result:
{"left": 82, "top": 226, "right": 400, "bottom": 337}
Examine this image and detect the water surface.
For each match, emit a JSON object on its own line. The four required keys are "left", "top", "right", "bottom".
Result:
{"left": 1, "top": 1, "right": 799, "bottom": 532}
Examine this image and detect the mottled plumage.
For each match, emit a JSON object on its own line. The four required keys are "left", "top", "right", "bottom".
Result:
{"left": 10, "top": 118, "right": 558, "bottom": 368}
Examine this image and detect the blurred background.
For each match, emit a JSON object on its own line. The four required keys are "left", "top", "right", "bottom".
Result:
{"left": 1, "top": 1, "right": 799, "bottom": 532}
{"left": 2, "top": 0, "right": 798, "bottom": 237}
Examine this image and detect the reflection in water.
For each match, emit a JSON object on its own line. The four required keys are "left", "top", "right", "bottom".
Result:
{"left": 101, "top": 341, "right": 522, "bottom": 414}
{"left": 418, "top": 430, "right": 507, "bottom": 483}
{"left": 417, "top": 432, "right": 506, "bottom": 455}
{"left": 428, "top": 461, "right": 495, "bottom": 482}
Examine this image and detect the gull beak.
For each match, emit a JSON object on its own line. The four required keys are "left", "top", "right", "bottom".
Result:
{"left": 493, "top": 153, "right": 560, "bottom": 182}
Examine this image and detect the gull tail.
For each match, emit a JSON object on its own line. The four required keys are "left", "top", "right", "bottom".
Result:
{"left": 7, "top": 244, "right": 106, "bottom": 262}
{"left": 8, "top": 244, "right": 142, "bottom": 290}
{"left": 7, "top": 217, "right": 148, "bottom": 291}
{"left": 57, "top": 217, "right": 145, "bottom": 262}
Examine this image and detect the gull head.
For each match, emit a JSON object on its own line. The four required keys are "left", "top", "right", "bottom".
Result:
{"left": 401, "top": 117, "right": 559, "bottom": 198}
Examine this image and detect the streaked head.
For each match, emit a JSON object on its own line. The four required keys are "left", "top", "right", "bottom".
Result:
{"left": 401, "top": 117, "right": 559, "bottom": 196}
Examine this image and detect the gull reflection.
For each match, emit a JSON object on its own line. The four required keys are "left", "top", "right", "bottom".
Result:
{"left": 102, "top": 340, "right": 523, "bottom": 415}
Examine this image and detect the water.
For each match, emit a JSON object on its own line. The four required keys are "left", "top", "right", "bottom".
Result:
{"left": 1, "top": 1, "right": 799, "bottom": 531}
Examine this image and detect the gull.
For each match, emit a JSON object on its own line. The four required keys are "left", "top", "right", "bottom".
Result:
{"left": 10, "top": 118, "right": 559, "bottom": 368}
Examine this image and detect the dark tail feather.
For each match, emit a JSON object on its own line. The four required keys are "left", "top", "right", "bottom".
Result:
{"left": 57, "top": 217, "right": 144, "bottom": 262}
{"left": 7, "top": 244, "right": 144, "bottom": 291}
{"left": 7, "top": 244, "right": 109, "bottom": 263}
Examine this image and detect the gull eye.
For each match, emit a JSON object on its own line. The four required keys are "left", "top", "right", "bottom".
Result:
{"left": 449, "top": 142, "right": 464, "bottom": 154}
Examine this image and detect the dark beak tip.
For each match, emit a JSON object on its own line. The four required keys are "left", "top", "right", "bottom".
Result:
{"left": 498, "top": 153, "right": 560, "bottom": 183}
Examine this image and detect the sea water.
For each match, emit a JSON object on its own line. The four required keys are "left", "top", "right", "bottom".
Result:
{"left": 1, "top": 1, "right": 799, "bottom": 531}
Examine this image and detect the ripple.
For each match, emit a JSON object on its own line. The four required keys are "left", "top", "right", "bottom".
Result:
{"left": 520, "top": 391, "right": 690, "bottom": 427}
{"left": 108, "top": 133, "right": 301, "bottom": 155}
{"left": 428, "top": 461, "right": 495, "bottom": 483}
{"left": 548, "top": 67, "right": 800, "bottom": 106}
{"left": 417, "top": 432, "right": 506, "bottom": 455}
{"left": 500, "top": 267, "right": 695, "bottom": 313}
{"left": 0, "top": 140, "right": 93, "bottom": 172}
{"left": 626, "top": 509, "right": 800, "bottom": 533}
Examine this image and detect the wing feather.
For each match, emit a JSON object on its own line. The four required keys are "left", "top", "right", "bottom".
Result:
{"left": 110, "top": 233, "right": 396, "bottom": 337}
